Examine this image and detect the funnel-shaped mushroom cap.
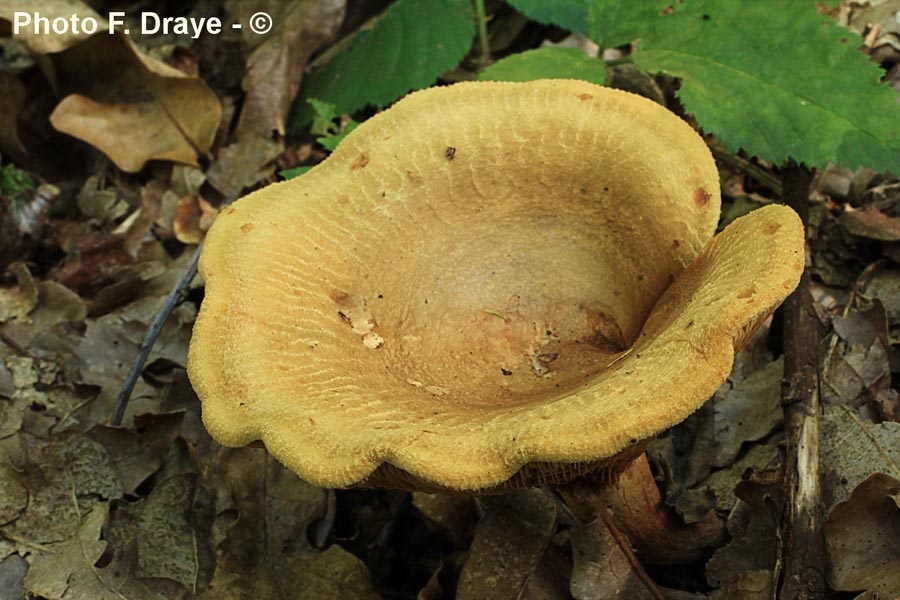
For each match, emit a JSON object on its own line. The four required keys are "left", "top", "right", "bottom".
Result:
{"left": 188, "top": 80, "right": 804, "bottom": 492}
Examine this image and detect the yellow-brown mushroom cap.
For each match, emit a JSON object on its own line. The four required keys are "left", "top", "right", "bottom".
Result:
{"left": 188, "top": 80, "right": 803, "bottom": 492}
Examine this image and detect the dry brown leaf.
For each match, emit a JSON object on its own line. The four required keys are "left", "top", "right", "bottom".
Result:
{"left": 174, "top": 194, "right": 219, "bottom": 244}
{"left": 89, "top": 412, "right": 184, "bottom": 494}
{"left": 840, "top": 0, "right": 900, "bottom": 62}
{"left": 5, "top": 432, "right": 122, "bottom": 545}
{"left": 205, "top": 132, "right": 282, "bottom": 199}
{"left": 197, "top": 447, "right": 378, "bottom": 599}
{"left": 712, "top": 358, "right": 783, "bottom": 467}
{"left": 520, "top": 544, "right": 571, "bottom": 600}
{"left": 571, "top": 519, "right": 656, "bottom": 600}
{"left": 23, "top": 503, "right": 167, "bottom": 600}
{"left": 106, "top": 473, "right": 199, "bottom": 593}
{"left": 825, "top": 304, "right": 899, "bottom": 420}
{"left": 44, "top": 33, "right": 220, "bottom": 172}
{"left": 820, "top": 404, "right": 900, "bottom": 510}
{"left": 675, "top": 443, "right": 780, "bottom": 524}
{"left": 50, "top": 222, "right": 168, "bottom": 300}
{"left": 412, "top": 492, "right": 477, "bottom": 537}
{"left": 207, "top": 0, "right": 345, "bottom": 198}
{"left": 0, "top": 0, "right": 100, "bottom": 54}
{"left": 0, "top": 72, "right": 26, "bottom": 157}
{"left": 235, "top": 0, "right": 347, "bottom": 138}
{"left": 706, "top": 498, "right": 777, "bottom": 592}
{"left": 0, "top": 456, "right": 27, "bottom": 526}
{"left": 824, "top": 473, "right": 900, "bottom": 598}
{"left": 456, "top": 489, "right": 557, "bottom": 600}
{"left": 841, "top": 206, "right": 900, "bottom": 241}
{"left": 292, "top": 546, "right": 382, "bottom": 600}
{"left": 74, "top": 295, "right": 193, "bottom": 427}
{"left": 0, "top": 262, "right": 39, "bottom": 315}
{"left": 711, "top": 570, "right": 773, "bottom": 599}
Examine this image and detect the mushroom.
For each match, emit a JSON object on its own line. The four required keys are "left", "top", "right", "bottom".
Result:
{"left": 188, "top": 80, "right": 803, "bottom": 503}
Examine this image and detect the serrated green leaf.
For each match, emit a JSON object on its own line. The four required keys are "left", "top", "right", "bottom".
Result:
{"left": 479, "top": 47, "right": 606, "bottom": 84}
{"left": 632, "top": 0, "right": 900, "bottom": 171}
{"left": 305, "top": 98, "right": 359, "bottom": 152}
{"left": 292, "top": 0, "right": 474, "bottom": 128}
{"left": 505, "top": 0, "right": 588, "bottom": 34}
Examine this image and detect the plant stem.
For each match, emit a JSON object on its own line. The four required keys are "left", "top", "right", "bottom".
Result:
{"left": 110, "top": 245, "right": 201, "bottom": 427}
{"left": 473, "top": 0, "right": 491, "bottom": 67}
{"left": 777, "top": 163, "right": 826, "bottom": 600}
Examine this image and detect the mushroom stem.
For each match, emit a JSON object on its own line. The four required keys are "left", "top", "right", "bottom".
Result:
{"left": 565, "top": 453, "right": 726, "bottom": 566}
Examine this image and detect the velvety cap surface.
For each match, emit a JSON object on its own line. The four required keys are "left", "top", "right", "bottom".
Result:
{"left": 188, "top": 80, "right": 803, "bottom": 491}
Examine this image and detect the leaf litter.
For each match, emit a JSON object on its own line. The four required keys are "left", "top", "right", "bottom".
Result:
{"left": 1, "top": 0, "right": 900, "bottom": 598}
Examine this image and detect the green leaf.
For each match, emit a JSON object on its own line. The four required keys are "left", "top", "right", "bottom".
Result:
{"left": 0, "top": 164, "right": 37, "bottom": 209}
{"left": 479, "top": 47, "right": 606, "bottom": 84}
{"left": 319, "top": 121, "right": 359, "bottom": 151}
{"left": 280, "top": 166, "right": 313, "bottom": 180}
{"left": 504, "top": 0, "right": 589, "bottom": 34}
{"left": 307, "top": 98, "right": 339, "bottom": 136}
{"left": 305, "top": 98, "right": 359, "bottom": 152}
{"left": 586, "top": 0, "right": 671, "bottom": 48}
{"left": 292, "top": 0, "right": 474, "bottom": 128}
{"left": 632, "top": 0, "right": 900, "bottom": 171}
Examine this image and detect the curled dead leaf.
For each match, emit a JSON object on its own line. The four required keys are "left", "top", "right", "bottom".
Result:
{"left": 841, "top": 206, "right": 900, "bottom": 241}
{"left": 207, "top": 0, "right": 345, "bottom": 198}
{"left": 0, "top": 0, "right": 100, "bottom": 54}
{"left": 45, "top": 33, "right": 220, "bottom": 172}
{"left": 824, "top": 473, "right": 900, "bottom": 598}
{"left": 456, "top": 490, "right": 557, "bottom": 599}
{"left": 174, "top": 194, "right": 219, "bottom": 244}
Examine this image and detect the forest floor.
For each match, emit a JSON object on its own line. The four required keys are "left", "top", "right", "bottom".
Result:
{"left": 1, "top": 1, "right": 899, "bottom": 599}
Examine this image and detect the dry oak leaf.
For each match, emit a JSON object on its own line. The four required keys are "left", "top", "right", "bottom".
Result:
{"left": 206, "top": 0, "right": 344, "bottom": 198}
{"left": 173, "top": 194, "right": 218, "bottom": 244}
{"left": 23, "top": 504, "right": 164, "bottom": 600}
{"left": 45, "top": 33, "right": 220, "bottom": 172}
{"left": 0, "top": 0, "right": 99, "bottom": 54}
{"left": 824, "top": 473, "right": 900, "bottom": 598}
{"left": 841, "top": 205, "right": 900, "bottom": 241}
{"left": 456, "top": 489, "right": 557, "bottom": 600}
{"left": 820, "top": 404, "right": 900, "bottom": 509}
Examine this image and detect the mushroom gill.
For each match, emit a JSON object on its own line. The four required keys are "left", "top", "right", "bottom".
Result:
{"left": 187, "top": 80, "right": 804, "bottom": 493}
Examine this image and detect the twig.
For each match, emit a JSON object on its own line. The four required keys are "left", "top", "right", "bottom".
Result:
{"left": 710, "top": 144, "right": 783, "bottom": 196}
{"left": 572, "top": 482, "right": 665, "bottom": 600}
{"left": 110, "top": 245, "right": 201, "bottom": 427}
{"left": 777, "top": 162, "right": 826, "bottom": 599}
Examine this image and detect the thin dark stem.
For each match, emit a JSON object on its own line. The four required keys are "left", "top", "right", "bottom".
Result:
{"left": 110, "top": 245, "right": 201, "bottom": 427}
{"left": 777, "top": 162, "right": 826, "bottom": 599}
